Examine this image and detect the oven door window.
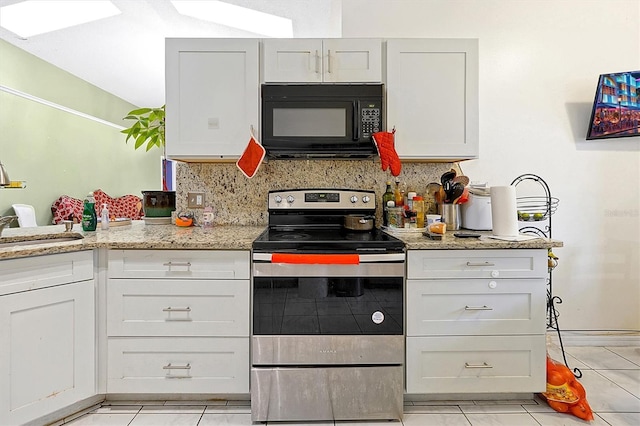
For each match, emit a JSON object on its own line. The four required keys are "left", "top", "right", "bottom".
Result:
{"left": 253, "top": 277, "right": 403, "bottom": 335}
{"left": 263, "top": 101, "right": 355, "bottom": 142}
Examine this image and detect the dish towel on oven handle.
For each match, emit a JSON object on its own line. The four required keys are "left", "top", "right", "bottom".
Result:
{"left": 271, "top": 253, "right": 360, "bottom": 265}
{"left": 372, "top": 128, "right": 402, "bottom": 177}
{"left": 236, "top": 126, "right": 266, "bottom": 179}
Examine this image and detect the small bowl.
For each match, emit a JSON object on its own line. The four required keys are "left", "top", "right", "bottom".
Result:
{"left": 175, "top": 217, "right": 193, "bottom": 227}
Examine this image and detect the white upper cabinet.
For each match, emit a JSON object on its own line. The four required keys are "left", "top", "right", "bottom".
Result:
{"left": 263, "top": 39, "right": 382, "bottom": 83}
{"left": 165, "top": 38, "right": 259, "bottom": 160}
{"left": 386, "top": 39, "right": 479, "bottom": 160}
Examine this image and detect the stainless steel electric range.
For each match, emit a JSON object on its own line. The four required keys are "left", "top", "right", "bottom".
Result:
{"left": 251, "top": 189, "right": 405, "bottom": 423}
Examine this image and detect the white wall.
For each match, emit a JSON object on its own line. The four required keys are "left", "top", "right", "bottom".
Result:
{"left": 343, "top": 0, "right": 640, "bottom": 331}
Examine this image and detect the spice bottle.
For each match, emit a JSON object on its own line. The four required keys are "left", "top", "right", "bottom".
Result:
{"left": 413, "top": 196, "right": 425, "bottom": 228}
{"left": 382, "top": 181, "right": 394, "bottom": 227}
{"left": 394, "top": 178, "right": 404, "bottom": 207}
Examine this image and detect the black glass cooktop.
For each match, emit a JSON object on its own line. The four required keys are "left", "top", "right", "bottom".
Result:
{"left": 252, "top": 228, "right": 405, "bottom": 254}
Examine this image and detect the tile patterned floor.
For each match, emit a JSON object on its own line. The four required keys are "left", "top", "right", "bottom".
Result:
{"left": 60, "top": 346, "right": 639, "bottom": 426}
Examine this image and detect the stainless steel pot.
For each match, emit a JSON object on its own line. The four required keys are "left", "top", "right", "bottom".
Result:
{"left": 343, "top": 214, "right": 374, "bottom": 231}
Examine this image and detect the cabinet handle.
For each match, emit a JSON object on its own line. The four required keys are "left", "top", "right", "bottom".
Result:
{"left": 163, "top": 363, "right": 191, "bottom": 370}
{"left": 315, "top": 50, "right": 320, "bottom": 74}
{"left": 163, "top": 261, "right": 191, "bottom": 271}
{"left": 464, "top": 305, "right": 493, "bottom": 311}
{"left": 327, "top": 49, "right": 332, "bottom": 73}
{"left": 163, "top": 307, "right": 191, "bottom": 312}
{"left": 466, "top": 261, "right": 496, "bottom": 267}
{"left": 464, "top": 362, "right": 493, "bottom": 369}
{"left": 163, "top": 306, "right": 192, "bottom": 321}
{"left": 163, "top": 363, "right": 191, "bottom": 378}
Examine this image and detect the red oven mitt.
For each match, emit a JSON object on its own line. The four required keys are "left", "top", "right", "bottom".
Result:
{"left": 236, "top": 131, "right": 266, "bottom": 179}
{"left": 372, "top": 129, "right": 402, "bottom": 177}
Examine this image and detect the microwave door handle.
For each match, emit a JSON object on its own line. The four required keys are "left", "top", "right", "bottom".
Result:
{"left": 353, "top": 101, "right": 360, "bottom": 141}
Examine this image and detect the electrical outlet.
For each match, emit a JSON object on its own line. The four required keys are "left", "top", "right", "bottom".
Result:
{"left": 187, "top": 192, "right": 205, "bottom": 208}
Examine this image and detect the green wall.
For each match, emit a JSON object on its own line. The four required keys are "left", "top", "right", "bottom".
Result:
{"left": 0, "top": 40, "right": 161, "bottom": 226}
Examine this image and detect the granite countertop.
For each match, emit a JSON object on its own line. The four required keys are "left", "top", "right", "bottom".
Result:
{"left": 0, "top": 222, "right": 563, "bottom": 260}
{"left": 385, "top": 229, "right": 563, "bottom": 250}
{"left": 0, "top": 221, "right": 266, "bottom": 260}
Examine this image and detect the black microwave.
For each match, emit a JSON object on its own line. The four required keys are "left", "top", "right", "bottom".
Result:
{"left": 261, "top": 84, "right": 384, "bottom": 158}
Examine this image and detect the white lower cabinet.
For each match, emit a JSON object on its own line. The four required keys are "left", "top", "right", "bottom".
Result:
{"left": 0, "top": 251, "right": 95, "bottom": 425}
{"left": 107, "top": 337, "right": 248, "bottom": 393}
{"left": 406, "top": 249, "right": 547, "bottom": 394}
{"left": 106, "top": 250, "right": 250, "bottom": 394}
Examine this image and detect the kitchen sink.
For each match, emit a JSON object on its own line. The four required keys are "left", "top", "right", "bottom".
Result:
{"left": 0, "top": 234, "right": 84, "bottom": 249}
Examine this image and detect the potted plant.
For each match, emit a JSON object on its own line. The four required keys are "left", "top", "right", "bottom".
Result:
{"left": 121, "top": 106, "right": 175, "bottom": 221}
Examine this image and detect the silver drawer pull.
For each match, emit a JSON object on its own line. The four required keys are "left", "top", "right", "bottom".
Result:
{"left": 163, "top": 261, "right": 192, "bottom": 271}
{"left": 163, "top": 363, "right": 191, "bottom": 370}
{"left": 465, "top": 362, "right": 493, "bottom": 369}
{"left": 162, "top": 307, "right": 191, "bottom": 313}
{"left": 464, "top": 305, "right": 493, "bottom": 311}
{"left": 466, "top": 261, "right": 496, "bottom": 267}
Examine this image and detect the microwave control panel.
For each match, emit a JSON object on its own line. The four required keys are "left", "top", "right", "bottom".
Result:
{"left": 361, "top": 103, "right": 382, "bottom": 138}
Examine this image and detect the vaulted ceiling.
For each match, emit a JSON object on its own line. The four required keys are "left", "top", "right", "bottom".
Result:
{"left": 0, "top": 0, "right": 341, "bottom": 107}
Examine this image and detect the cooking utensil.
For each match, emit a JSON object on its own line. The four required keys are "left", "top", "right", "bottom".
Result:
{"left": 440, "top": 170, "right": 456, "bottom": 188}
{"left": 453, "top": 175, "right": 470, "bottom": 186}
{"left": 343, "top": 214, "right": 374, "bottom": 231}
{"left": 456, "top": 187, "right": 470, "bottom": 204}
{"left": 448, "top": 182, "right": 465, "bottom": 204}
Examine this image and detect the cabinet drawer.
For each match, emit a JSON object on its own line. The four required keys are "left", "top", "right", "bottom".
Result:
{"left": 108, "top": 250, "right": 249, "bottom": 280}
{"left": 407, "top": 278, "right": 546, "bottom": 336}
{"left": 407, "top": 250, "right": 547, "bottom": 279}
{"left": 0, "top": 251, "right": 93, "bottom": 295}
{"left": 107, "top": 337, "right": 249, "bottom": 393}
{"left": 107, "top": 279, "right": 249, "bottom": 337}
{"left": 406, "top": 335, "right": 545, "bottom": 394}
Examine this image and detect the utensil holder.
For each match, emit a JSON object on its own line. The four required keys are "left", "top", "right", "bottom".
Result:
{"left": 438, "top": 203, "right": 460, "bottom": 231}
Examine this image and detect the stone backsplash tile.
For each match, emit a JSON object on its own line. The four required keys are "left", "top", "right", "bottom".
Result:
{"left": 175, "top": 160, "right": 456, "bottom": 226}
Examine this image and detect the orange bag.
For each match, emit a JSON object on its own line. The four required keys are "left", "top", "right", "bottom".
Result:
{"left": 236, "top": 129, "right": 266, "bottom": 178}
{"left": 541, "top": 355, "right": 594, "bottom": 421}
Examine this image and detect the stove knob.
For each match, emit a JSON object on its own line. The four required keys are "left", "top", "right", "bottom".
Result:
{"left": 286, "top": 195, "right": 295, "bottom": 204}
{"left": 274, "top": 195, "right": 282, "bottom": 204}
{"left": 350, "top": 195, "right": 358, "bottom": 203}
{"left": 362, "top": 195, "right": 371, "bottom": 203}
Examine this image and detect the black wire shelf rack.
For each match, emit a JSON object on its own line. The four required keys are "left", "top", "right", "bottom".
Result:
{"left": 511, "top": 173, "right": 581, "bottom": 379}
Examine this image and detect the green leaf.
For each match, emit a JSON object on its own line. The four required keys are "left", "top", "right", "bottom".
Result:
{"left": 127, "top": 107, "right": 152, "bottom": 116}
{"left": 134, "top": 134, "right": 147, "bottom": 149}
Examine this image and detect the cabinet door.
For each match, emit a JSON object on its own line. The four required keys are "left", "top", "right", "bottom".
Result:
{"left": 322, "top": 39, "right": 382, "bottom": 82}
{"left": 165, "top": 38, "right": 259, "bottom": 160}
{"left": 406, "top": 335, "right": 546, "bottom": 394}
{"left": 262, "top": 39, "right": 324, "bottom": 82}
{"left": 0, "top": 281, "right": 95, "bottom": 425}
{"left": 107, "top": 279, "right": 249, "bottom": 337}
{"left": 386, "top": 39, "right": 479, "bottom": 160}
{"left": 406, "top": 278, "right": 546, "bottom": 336}
{"left": 107, "top": 337, "right": 249, "bottom": 393}
{"left": 263, "top": 39, "right": 382, "bottom": 83}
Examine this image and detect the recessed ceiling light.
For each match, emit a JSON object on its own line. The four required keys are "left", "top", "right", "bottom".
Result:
{"left": 171, "top": 0, "right": 293, "bottom": 38}
{"left": 0, "top": 0, "right": 121, "bottom": 38}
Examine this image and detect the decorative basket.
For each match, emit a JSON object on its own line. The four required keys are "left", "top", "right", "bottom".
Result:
{"left": 516, "top": 196, "right": 559, "bottom": 221}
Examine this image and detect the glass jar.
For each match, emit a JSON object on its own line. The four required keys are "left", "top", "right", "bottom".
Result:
{"left": 413, "top": 196, "right": 425, "bottom": 228}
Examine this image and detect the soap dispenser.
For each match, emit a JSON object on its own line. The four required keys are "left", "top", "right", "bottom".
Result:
{"left": 101, "top": 203, "right": 109, "bottom": 230}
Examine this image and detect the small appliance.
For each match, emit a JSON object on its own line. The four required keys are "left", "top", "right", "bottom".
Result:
{"left": 461, "top": 191, "right": 492, "bottom": 230}
{"left": 261, "top": 84, "right": 384, "bottom": 158}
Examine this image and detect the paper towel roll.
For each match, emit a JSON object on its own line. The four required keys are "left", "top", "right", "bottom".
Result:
{"left": 490, "top": 186, "right": 519, "bottom": 237}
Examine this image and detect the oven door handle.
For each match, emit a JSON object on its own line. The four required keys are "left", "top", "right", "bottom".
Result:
{"left": 253, "top": 253, "right": 405, "bottom": 263}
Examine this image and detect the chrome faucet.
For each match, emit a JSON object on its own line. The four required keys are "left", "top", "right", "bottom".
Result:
{"left": 0, "top": 215, "right": 17, "bottom": 236}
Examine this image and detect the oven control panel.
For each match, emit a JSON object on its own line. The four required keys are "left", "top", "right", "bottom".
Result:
{"left": 268, "top": 189, "right": 376, "bottom": 210}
